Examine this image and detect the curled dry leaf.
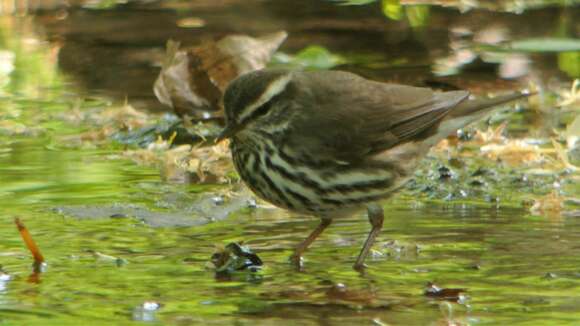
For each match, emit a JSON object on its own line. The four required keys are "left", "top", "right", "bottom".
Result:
{"left": 123, "top": 137, "right": 232, "bottom": 184}
{"left": 154, "top": 31, "right": 288, "bottom": 118}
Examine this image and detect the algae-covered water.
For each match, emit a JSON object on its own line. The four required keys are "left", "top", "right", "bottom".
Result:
{"left": 1, "top": 1, "right": 580, "bottom": 325}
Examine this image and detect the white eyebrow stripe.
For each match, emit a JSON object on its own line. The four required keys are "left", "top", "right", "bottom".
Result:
{"left": 238, "top": 74, "right": 292, "bottom": 122}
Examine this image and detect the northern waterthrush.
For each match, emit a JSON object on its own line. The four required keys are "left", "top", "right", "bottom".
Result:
{"left": 218, "top": 69, "right": 531, "bottom": 270}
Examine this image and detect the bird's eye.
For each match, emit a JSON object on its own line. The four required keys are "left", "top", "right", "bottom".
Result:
{"left": 247, "top": 101, "right": 273, "bottom": 120}
{"left": 242, "top": 91, "right": 283, "bottom": 123}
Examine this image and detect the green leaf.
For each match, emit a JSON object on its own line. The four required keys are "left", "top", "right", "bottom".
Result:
{"left": 270, "top": 46, "right": 346, "bottom": 70}
{"left": 510, "top": 38, "right": 580, "bottom": 52}
{"left": 382, "top": 0, "right": 402, "bottom": 21}
{"left": 558, "top": 51, "right": 580, "bottom": 78}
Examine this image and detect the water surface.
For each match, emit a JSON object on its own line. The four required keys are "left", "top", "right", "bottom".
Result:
{"left": 1, "top": 1, "right": 579, "bottom": 325}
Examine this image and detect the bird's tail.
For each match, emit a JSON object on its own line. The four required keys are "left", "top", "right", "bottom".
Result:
{"left": 425, "top": 91, "right": 534, "bottom": 147}
{"left": 449, "top": 91, "right": 534, "bottom": 118}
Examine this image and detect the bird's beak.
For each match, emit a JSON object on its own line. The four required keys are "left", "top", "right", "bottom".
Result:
{"left": 216, "top": 124, "right": 242, "bottom": 143}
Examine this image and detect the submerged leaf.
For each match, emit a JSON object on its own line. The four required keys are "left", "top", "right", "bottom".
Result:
{"left": 424, "top": 282, "right": 467, "bottom": 302}
{"left": 86, "top": 250, "right": 128, "bottom": 266}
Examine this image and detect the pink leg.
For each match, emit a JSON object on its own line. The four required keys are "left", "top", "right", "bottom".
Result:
{"left": 290, "top": 218, "right": 332, "bottom": 266}
{"left": 354, "top": 204, "right": 384, "bottom": 270}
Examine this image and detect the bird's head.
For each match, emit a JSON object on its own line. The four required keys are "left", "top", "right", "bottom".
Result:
{"left": 217, "top": 69, "right": 293, "bottom": 142}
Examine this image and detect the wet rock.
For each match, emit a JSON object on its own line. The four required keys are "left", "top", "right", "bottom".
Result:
{"left": 211, "top": 242, "right": 263, "bottom": 274}
{"left": 54, "top": 193, "right": 252, "bottom": 227}
{"left": 438, "top": 166, "right": 455, "bottom": 180}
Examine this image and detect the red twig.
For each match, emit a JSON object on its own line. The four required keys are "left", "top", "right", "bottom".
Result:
{"left": 14, "top": 218, "right": 45, "bottom": 265}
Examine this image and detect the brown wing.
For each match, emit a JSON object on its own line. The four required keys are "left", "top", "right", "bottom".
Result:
{"left": 284, "top": 70, "right": 469, "bottom": 163}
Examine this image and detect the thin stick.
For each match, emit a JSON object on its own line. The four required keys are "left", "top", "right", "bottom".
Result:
{"left": 14, "top": 218, "right": 45, "bottom": 265}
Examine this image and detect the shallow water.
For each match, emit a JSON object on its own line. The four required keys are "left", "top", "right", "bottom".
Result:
{"left": 1, "top": 0, "right": 580, "bottom": 325}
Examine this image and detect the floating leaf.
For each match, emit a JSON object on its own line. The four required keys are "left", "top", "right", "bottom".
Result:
{"left": 87, "top": 250, "right": 128, "bottom": 267}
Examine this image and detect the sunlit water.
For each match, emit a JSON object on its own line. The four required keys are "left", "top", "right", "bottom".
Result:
{"left": 1, "top": 1, "right": 580, "bottom": 325}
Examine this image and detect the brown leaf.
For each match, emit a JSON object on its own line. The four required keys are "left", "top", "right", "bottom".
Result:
{"left": 154, "top": 31, "right": 287, "bottom": 118}
{"left": 325, "top": 283, "right": 377, "bottom": 305}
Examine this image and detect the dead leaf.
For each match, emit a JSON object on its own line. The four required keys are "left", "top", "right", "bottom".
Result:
{"left": 480, "top": 140, "right": 544, "bottom": 165}
{"left": 153, "top": 31, "right": 287, "bottom": 118}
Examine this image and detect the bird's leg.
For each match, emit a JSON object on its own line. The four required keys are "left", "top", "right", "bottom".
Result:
{"left": 353, "top": 204, "right": 384, "bottom": 270}
{"left": 290, "top": 217, "right": 332, "bottom": 266}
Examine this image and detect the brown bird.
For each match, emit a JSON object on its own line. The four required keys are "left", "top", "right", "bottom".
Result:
{"left": 218, "top": 69, "right": 532, "bottom": 270}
